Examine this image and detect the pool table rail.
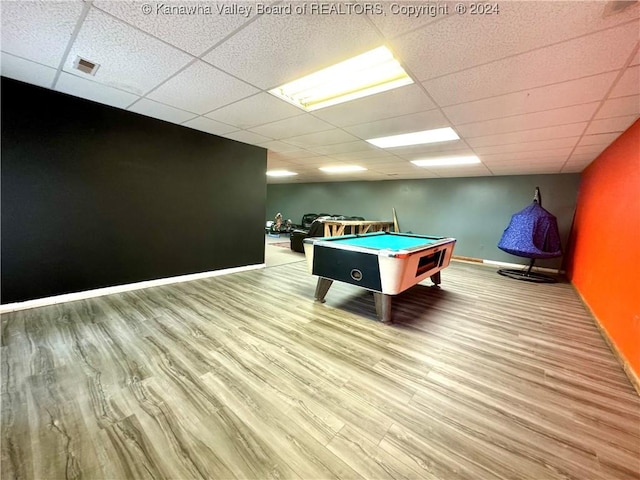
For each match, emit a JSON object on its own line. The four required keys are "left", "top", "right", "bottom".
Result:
{"left": 308, "top": 233, "right": 455, "bottom": 258}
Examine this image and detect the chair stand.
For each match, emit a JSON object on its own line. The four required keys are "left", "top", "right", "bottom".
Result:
{"left": 497, "top": 259, "right": 557, "bottom": 283}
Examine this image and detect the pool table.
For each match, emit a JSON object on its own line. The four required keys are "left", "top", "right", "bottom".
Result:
{"left": 303, "top": 232, "right": 456, "bottom": 323}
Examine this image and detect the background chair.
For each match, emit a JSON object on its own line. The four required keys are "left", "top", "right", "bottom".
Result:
{"left": 290, "top": 215, "right": 331, "bottom": 252}
{"left": 497, "top": 187, "right": 562, "bottom": 283}
{"left": 300, "top": 213, "right": 319, "bottom": 230}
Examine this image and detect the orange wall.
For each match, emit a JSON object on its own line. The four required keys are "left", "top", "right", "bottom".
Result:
{"left": 567, "top": 119, "right": 640, "bottom": 378}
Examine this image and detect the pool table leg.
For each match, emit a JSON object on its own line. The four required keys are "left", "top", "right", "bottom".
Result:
{"left": 373, "top": 293, "right": 392, "bottom": 323}
{"left": 430, "top": 271, "right": 441, "bottom": 285}
{"left": 315, "top": 277, "right": 333, "bottom": 303}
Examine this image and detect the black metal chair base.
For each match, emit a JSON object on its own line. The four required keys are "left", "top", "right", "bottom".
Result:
{"left": 497, "top": 268, "right": 557, "bottom": 283}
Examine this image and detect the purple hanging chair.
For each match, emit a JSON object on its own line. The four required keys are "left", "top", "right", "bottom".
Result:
{"left": 497, "top": 187, "right": 562, "bottom": 283}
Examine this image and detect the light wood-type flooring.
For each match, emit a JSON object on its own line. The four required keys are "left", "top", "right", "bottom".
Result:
{"left": 2, "top": 260, "right": 639, "bottom": 479}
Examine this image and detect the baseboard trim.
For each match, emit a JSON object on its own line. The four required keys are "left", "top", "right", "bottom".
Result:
{"left": 571, "top": 286, "right": 640, "bottom": 396}
{"left": 0, "top": 263, "right": 266, "bottom": 314}
{"left": 452, "top": 256, "right": 563, "bottom": 275}
{"left": 452, "top": 255, "right": 483, "bottom": 263}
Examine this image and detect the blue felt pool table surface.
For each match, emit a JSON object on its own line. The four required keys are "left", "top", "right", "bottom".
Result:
{"left": 322, "top": 233, "right": 441, "bottom": 251}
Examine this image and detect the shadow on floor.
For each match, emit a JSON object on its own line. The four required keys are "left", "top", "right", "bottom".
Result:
{"left": 322, "top": 282, "right": 456, "bottom": 325}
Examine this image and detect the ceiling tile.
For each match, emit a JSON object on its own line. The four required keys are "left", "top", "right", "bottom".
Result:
{"left": 268, "top": 150, "right": 294, "bottom": 160}
{"left": 388, "top": 140, "right": 470, "bottom": 158}
{"left": 64, "top": 8, "right": 192, "bottom": 95}
{"left": 341, "top": 154, "right": 402, "bottom": 165}
{"left": 392, "top": 2, "right": 640, "bottom": 82}
{"left": 93, "top": 1, "right": 253, "bottom": 56}
{"left": 474, "top": 137, "right": 579, "bottom": 155}
{"left": 286, "top": 157, "right": 343, "bottom": 167}
{"left": 371, "top": 169, "right": 422, "bottom": 178}
{"left": 443, "top": 72, "right": 618, "bottom": 124}
{"left": 364, "top": 160, "right": 413, "bottom": 168}
{"left": 206, "top": 93, "right": 304, "bottom": 129}
{"left": 585, "top": 115, "right": 639, "bottom": 135}
{"left": 55, "top": 72, "right": 140, "bottom": 108}
{"left": 437, "top": 170, "right": 494, "bottom": 178}
{"left": 4, "top": 0, "right": 637, "bottom": 183}
{"left": 395, "top": 148, "right": 475, "bottom": 162}
{"left": 491, "top": 158, "right": 568, "bottom": 168}
{"left": 595, "top": 94, "right": 640, "bottom": 118}
{"left": 564, "top": 158, "right": 596, "bottom": 170}
{"left": 311, "top": 84, "right": 436, "bottom": 127}
{"left": 249, "top": 115, "right": 334, "bottom": 139}
{"left": 0, "top": 53, "right": 57, "bottom": 88}
{"left": 490, "top": 165, "right": 563, "bottom": 175}
{"left": 467, "top": 123, "right": 587, "bottom": 148}
{"left": 127, "top": 98, "right": 197, "bottom": 124}
{"left": 330, "top": 149, "right": 393, "bottom": 160}
{"left": 480, "top": 148, "right": 574, "bottom": 164}
{"left": 273, "top": 149, "right": 319, "bottom": 160}
{"left": 181, "top": 116, "right": 239, "bottom": 136}
{"left": 343, "top": 110, "right": 449, "bottom": 139}
{"left": 266, "top": 162, "right": 292, "bottom": 171}
{"left": 268, "top": 150, "right": 300, "bottom": 161}
{"left": 266, "top": 156, "right": 294, "bottom": 166}
{"left": 578, "top": 132, "right": 623, "bottom": 146}
{"left": 455, "top": 103, "right": 599, "bottom": 138}
{"left": 366, "top": 3, "right": 445, "bottom": 39}
{"left": 259, "top": 141, "right": 301, "bottom": 153}
{"left": 147, "top": 60, "right": 258, "bottom": 114}
{"left": 426, "top": 164, "right": 494, "bottom": 177}
{"left": 572, "top": 144, "right": 609, "bottom": 156}
{"left": 271, "top": 158, "right": 329, "bottom": 169}
{"left": 223, "top": 130, "right": 273, "bottom": 145}
{"left": 561, "top": 159, "right": 593, "bottom": 172}
{"left": 609, "top": 65, "right": 640, "bottom": 98}
{"left": 203, "top": 13, "right": 382, "bottom": 89}
{"left": 423, "top": 22, "right": 639, "bottom": 106}
{"left": 567, "top": 153, "right": 597, "bottom": 163}
{"left": 364, "top": 173, "right": 396, "bottom": 182}
{"left": 483, "top": 155, "right": 570, "bottom": 166}
{"left": 266, "top": 157, "right": 295, "bottom": 168}
{"left": 1, "top": 1, "right": 84, "bottom": 68}
{"left": 283, "top": 129, "right": 360, "bottom": 148}
{"left": 560, "top": 164, "right": 587, "bottom": 173}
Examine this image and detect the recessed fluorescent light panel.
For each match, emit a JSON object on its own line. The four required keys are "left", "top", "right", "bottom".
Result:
{"left": 266, "top": 170, "right": 298, "bottom": 177}
{"left": 269, "top": 46, "right": 413, "bottom": 111}
{"left": 319, "top": 165, "right": 367, "bottom": 173}
{"left": 367, "top": 127, "right": 459, "bottom": 149}
{"left": 411, "top": 156, "right": 481, "bottom": 167}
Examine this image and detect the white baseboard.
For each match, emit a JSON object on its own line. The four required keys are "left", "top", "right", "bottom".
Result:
{"left": 453, "top": 257, "right": 563, "bottom": 274}
{"left": 0, "top": 257, "right": 562, "bottom": 314}
{"left": 0, "top": 263, "right": 265, "bottom": 314}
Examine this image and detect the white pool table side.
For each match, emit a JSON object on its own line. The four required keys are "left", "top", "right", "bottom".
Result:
{"left": 379, "top": 242, "right": 455, "bottom": 294}
{"left": 304, "top": 237, "right": 456, "bottom": 295}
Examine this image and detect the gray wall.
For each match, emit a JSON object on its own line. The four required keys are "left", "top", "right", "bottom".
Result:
{"left": 267, "top": 174, "right": 581, "bottom": 268}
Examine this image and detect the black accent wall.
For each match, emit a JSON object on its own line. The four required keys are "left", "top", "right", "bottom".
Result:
{"left": 1, "top": 77, "right": 266, "bottom": 303}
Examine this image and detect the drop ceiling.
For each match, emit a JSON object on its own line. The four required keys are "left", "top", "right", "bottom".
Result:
{"left": 1, "top": 0, "right": 638, "bottom": 183}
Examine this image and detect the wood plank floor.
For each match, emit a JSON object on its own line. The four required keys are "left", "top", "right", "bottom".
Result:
{"left": 2, "top": 260, "right": 639, "bottom": 479}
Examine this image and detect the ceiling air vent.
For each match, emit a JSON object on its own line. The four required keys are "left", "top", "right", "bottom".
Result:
{"left": 73, "top": 56, "right": 100, "bottom": 76}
